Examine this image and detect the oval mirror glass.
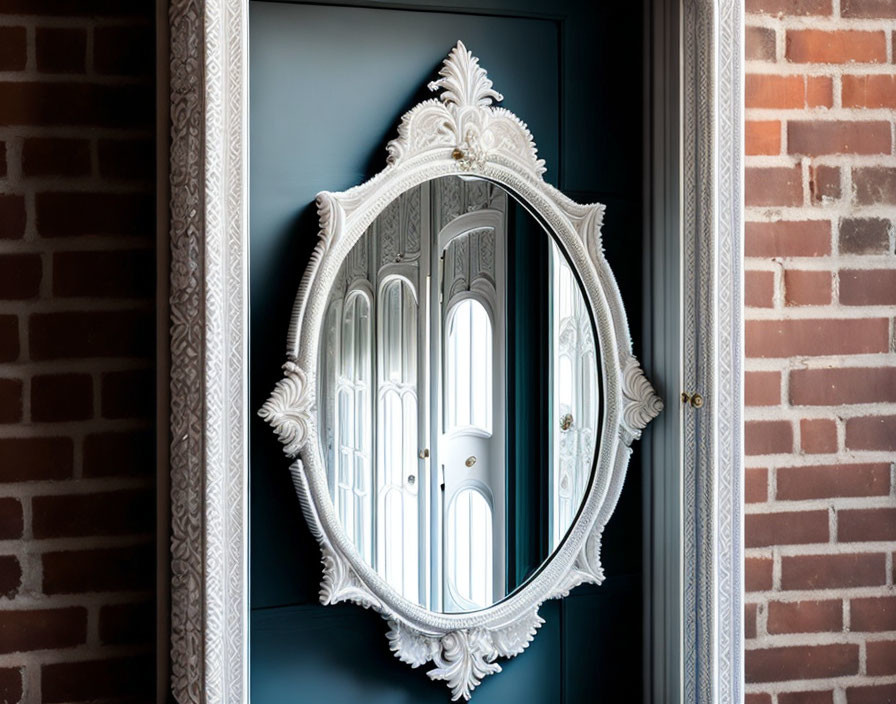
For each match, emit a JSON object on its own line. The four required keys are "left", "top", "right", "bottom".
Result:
{"left": 316, "top": 176, "right": 600, "bottom": 613}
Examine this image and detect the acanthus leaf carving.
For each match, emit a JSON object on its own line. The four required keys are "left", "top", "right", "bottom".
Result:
{"left": 386, "top": 41, "right": 546, "bottom": 178}
{"left": 621, "top": 356, "right": 664, "bottom": 445}
{"left": 258, "top": 361, "right": 313, "bottom": 457}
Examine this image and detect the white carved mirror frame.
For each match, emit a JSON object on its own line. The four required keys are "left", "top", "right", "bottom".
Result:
{"left": 256, "top": 42, "right": 662, "bottom": 701}
{"left": 162, "top": 0, "right": 744, "bottom": 702}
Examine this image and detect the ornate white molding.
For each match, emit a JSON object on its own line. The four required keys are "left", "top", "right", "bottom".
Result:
{"left": 166, "top": 3, "right": 743, "bottom": 700}
{"left": 261, "top": 42, "right": 661, "bottom": 700}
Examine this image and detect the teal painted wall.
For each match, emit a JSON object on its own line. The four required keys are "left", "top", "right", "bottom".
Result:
{"left": 249, "top": 2, "right": 645, "bottom": 701}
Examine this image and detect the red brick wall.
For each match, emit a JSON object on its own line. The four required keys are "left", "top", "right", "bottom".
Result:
{"left": 0, "top": 2, "right": 156, "bottom": 702}
{"left": 745, "top": 0, "right": 896, "bottom": 702}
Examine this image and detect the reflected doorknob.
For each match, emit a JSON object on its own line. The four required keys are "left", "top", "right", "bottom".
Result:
{"left": 418, "top": 448, "right": 430, "bottom": 459}
{"left": 465, "top": 456, "right": 477, "bottom": 468}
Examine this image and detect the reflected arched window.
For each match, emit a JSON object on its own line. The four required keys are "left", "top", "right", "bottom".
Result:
{"left": 445, "top": 298, "right": 492, "bottom": 433}
{"left": 335, "top": 291, "right": 373, "bottom": 563}
{"left": 377, "top": 278, "right": 420, "bottom": 602}
{"left": 447, "top": 487, "right": 493, "bottom": 609}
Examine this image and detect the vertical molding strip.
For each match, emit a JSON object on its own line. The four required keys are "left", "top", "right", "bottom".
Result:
{"left": 169, "top": 0, "right": 249, "bottom": 702}
{"left": 169, "top": 0, "right": 206, "bottom": 702}
{"left": 682, "top": 0, "right": 744, "bottom": 702}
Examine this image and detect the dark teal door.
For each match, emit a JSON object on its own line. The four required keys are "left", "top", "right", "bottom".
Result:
{"left": 249, "top": 2, "right": 645, "bottom": 701}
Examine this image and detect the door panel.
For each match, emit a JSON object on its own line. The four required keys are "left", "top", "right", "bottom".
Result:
{"left": 249, "top": 0, "right": 644, "bottom": 700}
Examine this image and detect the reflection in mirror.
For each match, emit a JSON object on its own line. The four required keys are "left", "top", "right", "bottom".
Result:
{"left": 318, "top": 177, "right": 599, "bottom": 613}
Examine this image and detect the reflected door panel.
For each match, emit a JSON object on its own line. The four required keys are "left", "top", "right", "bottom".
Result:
{"left": 319, "top": 176, "right": 599, "bottom": 613}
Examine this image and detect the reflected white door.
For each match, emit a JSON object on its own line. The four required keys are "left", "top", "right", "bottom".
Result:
{"left": 436, "top": 220, "right": 506, "bottom": 612}
{"left": 550, "top": 243, "right": 598, "bottom": 548}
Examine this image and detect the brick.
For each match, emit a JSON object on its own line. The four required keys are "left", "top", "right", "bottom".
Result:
{"left": 97, "top": 138, "right": 154, "bottom": 181}
{"left": 866, "top": 640, "right": 896, "bottom": 676}
{"left": 0, "top": 607, "right": 86, "bottom": 654}
{"left": 36, "top": 192, "right": 153, "bottom": 238}
{"left": 851, "top": 596, "right": 896, "bottom": 631}
{"left": 42, "top": 543, "right": 153, "bottom": 594}
{"left": 791, "top": 367, "right": 896, "bottom": 405}
{"left": 854, "top": 167, "right": 896, "bottom": 205}
{"left": 746, "top": 270, "right": 775, "bottom": 307}
{"left": 0, "top": 437, "right": 72, "bottom": 482}
{"left": 35, "top": 28, "right": 86, "bottom": 74}
{"left": 0, "top": 667, "right": 21, "bottom": 704}
{"left": 746, "top": 318, "right": 889, "bottom": 357}
{"left": 0, "top": 255, "right": 40, "bottom": 300}
{"left": 0, "top": 195, "right": 26, "bottom": 240}
{"left": 838, "top": 508, "right": 896, "bottom": 543}
{"left": 745, "top": 643, "right": 858, "bottom": 682}
{"left": 98, "top": 600, "right": 153, "bottom": 645}
{"left": 781, "top": 553, "right": 886, "bottom": 589}
{"left": 29, "top": 310, "right": 153, "bottom": 360}
{"left": 745, "top": 510, "right": 829, "bottom": 547}
{"left": 746, "top": 557, "right": 774, "bottom": 592}
{"left": 0, "top": 378, "right": 22, "bottom": 424}
{"left": 746, "top": 74, "right": 820, "bottom": 109}
{"left": 101, "top": 369, "right": 153, "bottom": 419}
{"left": 94, "top": 25, "right": 154, "bottom": 76}
{"left": 746, "top": 26, "right": 776, "bottom": 61}
{"left": 83, "top": 429, "right": 153, "bottom": 477}
{"left": 788, "top": 121, "right": 890, "bottom": 156}
{"left": 746, "top": 167, "right": 803, "bottom": 207}
{"left": 0, "top": 498, "right": 22, "bottom": 539}
{"left": 21, "top": 138, "right": 91, "bottom": 178}
{"left": 41, "top": 655, "right": 154, "bottom": 704}
{"left": 786, "top": 30, "right": 886, "bottom": 64}
{"left": 746, "top": 420, "right": 794, "bottom": 455}
{"left": 53, "top": 249, "right": 153, "bottom": 298}
{"left": 841, "top": 0, "right": 896, "bottom": 17}
{"left": 0, "top": 556, "right": 20, "bottom": 599}
{"left": 0, "top": 82, "right": 152, "bottom": 128}
{"left": 746, "top": 468, "right": 769, "bottom": 503}
{"left": 839, "top": 218, "right": 890, "bottom": 255}
{"left": 746, "top": 371, "right": 781, "bottom": 406}
{"left": 746, "top": 695, "right": 772, "bottom": 704}
{"left": 843, "top": 75, "right": 896, "bottom": 108}
{"left": 746, "top": 121, "right": 781, "bottom": 156}
{"left": 0, "top": 27, "right": 26, "bottom": 71}
{"left": 779, "top": 693, "right": 834, "bottom": 704}
{"left": 30, "top": 373, "right": 92, "bottom": 422}
{"left": 846, "top": 416, "right": 896, "bottom": 451}
{"left": 809, "top": 165, "right": 840, "bottom": 204}
{"left": 0, "top": 317, "right": 16, "bottom": 362}
{"left": 33, "top": 489, "right": 153, "bottom": 539}
{"left": 746, "top": 221, "right": 831, "bottom": 257}
{"left": 746, "top": 0, "right": 832, "bottom": 15}
{"left": 800, "top": 418, "right": 837, "bottom": 454}
{"left": 840, "top": 269, "right": 896, "bottom": 306}
{"left": 784, "top": 269, "right": 830, "bottom": 306}
{"left": 807, "top": 76, "right": 834, "bottom": 107}
{"left": 777, "top": 463, "right": 890, "bottom": 500}
{"left": 745, "top": 602, "right": 758, "bottom": 639}
{"left": 846, "top": 683, "right": 896, "bottom": 704}
{"left": 767, "top": 600, "right": 842, "bottom": 634}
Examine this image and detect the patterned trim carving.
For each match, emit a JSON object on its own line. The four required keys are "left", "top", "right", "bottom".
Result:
{"left": 168, "top": 1, "right": 205, "bottom": 703}
{"left": 261, "top": 42, "right": 661, "bottom": 700}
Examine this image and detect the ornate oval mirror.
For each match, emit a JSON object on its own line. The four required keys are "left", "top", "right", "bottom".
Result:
{"left": 261, "top": 42, "right": 662, "bottom": 700}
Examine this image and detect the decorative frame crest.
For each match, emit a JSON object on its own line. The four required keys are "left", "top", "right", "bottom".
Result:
{"left": 258, "top": 42, "right": 662, "bottom": 700}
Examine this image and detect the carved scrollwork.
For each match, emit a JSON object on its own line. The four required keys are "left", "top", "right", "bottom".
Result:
{"left": 621, "top": 356, "right": 664, "bottom": 445}
{"left": 258, "top": 361, "right": 313, "bottom": 457}
{"left": 386, "top": 41, "right": 546, "bottom": 179}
